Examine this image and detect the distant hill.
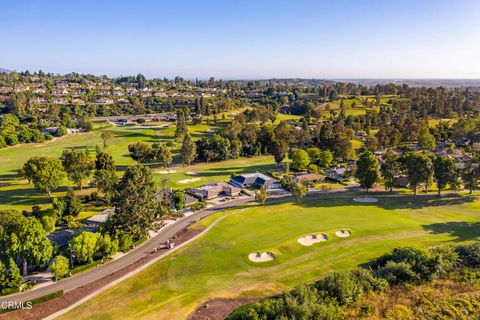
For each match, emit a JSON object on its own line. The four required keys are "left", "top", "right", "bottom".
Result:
{"left": 0, "top": 68, "right": 11, "bottom": 74}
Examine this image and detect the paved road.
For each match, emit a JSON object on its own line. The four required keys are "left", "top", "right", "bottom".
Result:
{"left": 0, "top": 196, "right": 254, "bottom": 303}
{"left": 1, "top": 186, "right": 439, "bottom": 304}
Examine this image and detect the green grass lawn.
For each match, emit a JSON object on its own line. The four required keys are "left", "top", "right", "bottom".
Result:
{"left": 0, "top": 121, "right": 276, "bottom": 210}
{"left": 61, "top": 194, "right": 480, "bottom": 320}
{"left": 152, "top": 155, "right": 278, "bottom": 189}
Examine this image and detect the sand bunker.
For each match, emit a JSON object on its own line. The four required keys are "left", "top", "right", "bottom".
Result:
{"left": 186, "top": 171, "right": 199, "bottom": 176}
{"left": 248, "top": 252, "right": 275, "bottom": 262}
{"left": 297, "top": 234, "right": 328, "bottom": 246}
{"left": 353, "top": 197, "right": 378, "bottom": 203}
{"left": 178, "top": 178, "right": 201, "bottom": 184}
{"left": 335, "top": 230, "right": 352, "bottom": 238}
{"left": 157, "top": 170, "right": 177, "bottom": 174}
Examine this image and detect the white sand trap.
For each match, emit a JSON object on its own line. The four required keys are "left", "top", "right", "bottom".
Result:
{"left": 248, "top": 252, "right": 275, "bottom": 262}
{"left": 157, "top": 170, "right": 177, "bottom": 174}
{"left": 335, "top": 230, "right": 352, "bottom": 238}
{"left": 353, "top": 197, "right": 378, "bottom": 203}
{"left": 178, "top": 178, "right": 201, "bottom": 184}
{"left": 297, "top": 234, "right": 328, "bottom": 246}
{"left": 186, "top": 171, "right": 199, "bottom": 176}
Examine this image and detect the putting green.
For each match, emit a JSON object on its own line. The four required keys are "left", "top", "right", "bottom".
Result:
{"left": 61, "top": 194, "right": 480, "bottom": 320}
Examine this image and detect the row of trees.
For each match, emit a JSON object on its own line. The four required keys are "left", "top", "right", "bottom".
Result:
{"left": 22, "top": 148, "right": 117, "bottom": 199}
{"left": 355, "top": 149, "right": 480, "bottom": 195}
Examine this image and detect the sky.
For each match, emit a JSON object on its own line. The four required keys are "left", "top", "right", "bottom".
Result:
{"left": 1, "top": 0, "right": 480, "bottom": 79}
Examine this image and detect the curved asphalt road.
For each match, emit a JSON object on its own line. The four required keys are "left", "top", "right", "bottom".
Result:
{"left": 0, "top": 196, "right": 254, "bottom": 304}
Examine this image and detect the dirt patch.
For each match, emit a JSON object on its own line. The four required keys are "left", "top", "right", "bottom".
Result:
{"left": 0, "top": 228, "right": 202, "bottom": 320}
{"left": 189, "top": 298, "right": 259, "bottom": 320}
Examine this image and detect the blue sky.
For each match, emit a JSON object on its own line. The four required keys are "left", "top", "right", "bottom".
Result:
{"left": 1, "top": 0, "right": 480, "bottom": 79}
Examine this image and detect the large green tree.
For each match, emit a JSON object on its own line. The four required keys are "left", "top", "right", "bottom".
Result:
{"left": 461, "top": 159, "right": 480, "bottom": 194}
{"left": 290, "top": 149, "right": 310, "bottom": 171}
{"left": 180, "top": 134, "right": 197, "bottom": 166}
{"left": 61, "top": 150, "right": 94, "bottom": 190}
{"left": 0, "top": 258, "right": 24, "bottom": 295}
{"left": 110, "top": 165, "right": 160, "bottom": 240}
{"left": 22, "top": 156, "right": 66, "bottom": 198}
{"left": 93, "top": 151, "right": 118, "bottom": 200}
{"left": 380, "top": 149, "right": 400, "bottom": 192}
{"left": 401, "top": 152, "right": 433, "bottom": 196}
{"left": 128, "top": 142, "right": 152, "bottom": 163}
{"left": 355, "top": 150, "right": 379, "bottom": 192}
{"left": 433, "top": 155, "right": 458, "bottom": 196}
{"left": 0, "top": 210, "right": 53, "bottom": 276}
{"left": 151, "top": 143, "right": 173, "bottom": 168}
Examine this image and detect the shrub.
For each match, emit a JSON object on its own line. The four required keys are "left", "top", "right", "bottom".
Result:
{"left": 455, "top": 242, "right": 480, "bottom": 268}
{"left": 119, "top": 233, "right": 134, "bottom": 252}
{"left": 40, "top": 215, "right": 56, "bottom": 233}
{"left": 49, "top": 256, "right": 70, "bottom": 280}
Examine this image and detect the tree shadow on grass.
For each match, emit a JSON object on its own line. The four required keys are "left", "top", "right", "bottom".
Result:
{"left": 279, "top": 193, "right": 477, "bottom": 211}
{"left": 422, "top": 221, "right": 480, "bottom": 242}
{"left": 0, "top": 185, "right": 70, "bottom": 208}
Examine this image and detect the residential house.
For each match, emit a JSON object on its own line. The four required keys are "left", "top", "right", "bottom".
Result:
{"left": 230, "top": 172, "right": 281, "bottom": 189}
{"left": 96, "top": 98, "right": 114, "bottom": 104}
{"left": 325, "top": 167, "right": 349, "bottom": 182}
{"left": 186, "top": 182, "right": 241, "bottom": 200}
{"left": 295, "top": 173, "right": 325, "bottom": 184}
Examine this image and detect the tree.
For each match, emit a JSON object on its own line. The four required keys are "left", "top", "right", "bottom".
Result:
{"left": 49, "top": 255, "right": 70, "bottom": 280}
{"left": 70, "top": 231, "right": 99, "bottom": 264}
{"left": 0, "top": 258, "right": 24, "bottom": 294}
{"left": 255, "top": 186, "right": 268, "bottom": 205}
{"left": 272, "top": 139, "right": 288, "bottom": 164}
{"left": 318, "top": 150, "right": 334, "bottom": 168}
{"left": 101, "top": 131, "right": 114, "bottom": 148}
{"left": 291, "top": 182, "right": 307, "bottom": 201}
{"left": 22, "top": 156, "right": 66, "bottom": 198}
{"left": 96, "top": 234, "right": 118, "bottom": 258}
{"left": 401, "top": 152, "right": 433, "bottom": 196}
{"left": 355, "top": 150, "right": 379, "bottom": 192}
{"left": 307, "top": 148, "right": 322, "bottom": 165}
{"left": 151, "top": 143, "right": 173, "bottom": 168}
{"left": 175, "top": 109, "right": 188, "bottom": 139}
{"left": 0, "top": 213, "right": 53, "bottom": 276}
{"left": 172, "top": 191, "right": 186, "bottom": 210}
{"left": 380, "top": 149, "right": 399, "bottom": 192}
{"left": 461, "top": 159, "right": 480, "bottom": 194}
{"left": 93, "top": 169, "right": 118, "bottom": 201}
{"left": 61, "top": 150, "right": 94, "bottom": 190}
{"left": 95, "top": 151, "right": 116, "bottom": 171}
{"left": 59, "top": 189, "right": 82, "bottom": 217}
{"left": 290, "top": 149, "right": 310, "bottom": 171}
{"left": 128, "top": 142, "right": 152, "bottom": 163}
{"left": 418, "top": 125, "right": 436, "bottom": 151}
{"left": 180, "top": 134, "right": 196, "bottom": 166}
{"left": 93, "top": 151, "right": 118, "bottom": 200}
{"left": 110, "top": 165, "right": 160, "bottom": 240}
{"left": 56, "top": 126, "right": 68, "bottom": 137}
{"left": 433, "top": 155, "right": 458, "bottom": 196}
